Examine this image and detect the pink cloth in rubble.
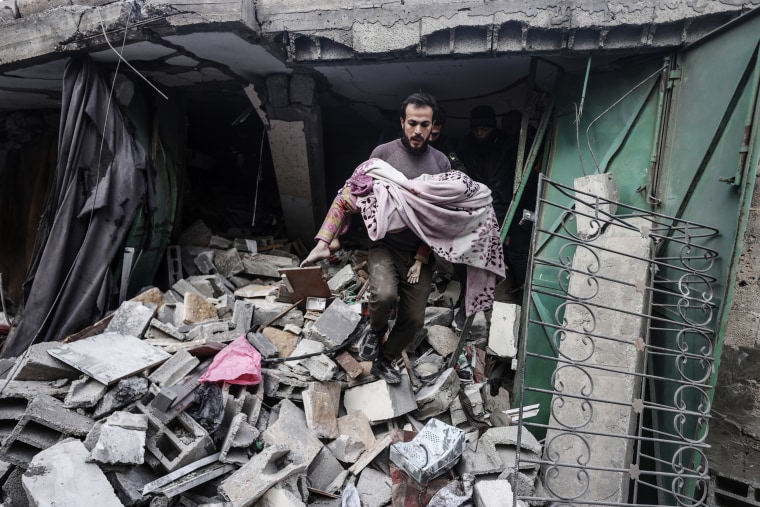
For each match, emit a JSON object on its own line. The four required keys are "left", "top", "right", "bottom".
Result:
{"left": 350, "top": 158, "right": 506, "bottom": 315}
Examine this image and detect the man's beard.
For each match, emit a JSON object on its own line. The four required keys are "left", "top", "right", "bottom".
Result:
{"left": 402, "top": 134, "right": 428, "bottom": 154}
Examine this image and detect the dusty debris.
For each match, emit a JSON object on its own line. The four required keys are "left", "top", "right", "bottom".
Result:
{"left": 0, "top": 219, "right": 538, "bottom": 506}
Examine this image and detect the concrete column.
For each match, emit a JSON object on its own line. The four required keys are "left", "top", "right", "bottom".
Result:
{"left": 245, "top": 72, "right": 326, "bottom": 245}
{"left": 543, "top": 215, "right": 652, "bottom": 505}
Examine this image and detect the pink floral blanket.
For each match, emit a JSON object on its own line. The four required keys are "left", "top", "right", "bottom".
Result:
{"left": 350, "top": 158, "right": 505, "bottom": 315}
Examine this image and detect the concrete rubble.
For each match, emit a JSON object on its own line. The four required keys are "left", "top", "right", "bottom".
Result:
{"left": 0, "top": 219, "right": 543, "bottom": 506}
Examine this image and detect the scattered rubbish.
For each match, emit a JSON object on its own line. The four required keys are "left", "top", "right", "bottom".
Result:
{"left": 390, "top": 418, "right": 467, "bottom": 484}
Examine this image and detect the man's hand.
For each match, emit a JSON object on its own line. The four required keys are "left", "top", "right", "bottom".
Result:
{"left": 300, "top": 240, "right": 331, "bottom": 267}
{"left": 407, "top": 260, "right": 423, "bottom": 284}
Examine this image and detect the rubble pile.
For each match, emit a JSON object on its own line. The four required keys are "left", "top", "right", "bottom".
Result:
{"left": 0, "top": 219, "right": 544, "bottom": 507}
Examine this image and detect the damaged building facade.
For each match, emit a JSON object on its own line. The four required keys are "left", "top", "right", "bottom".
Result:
{"left": 1, "top": 0, "right": 760, "bottom": 506}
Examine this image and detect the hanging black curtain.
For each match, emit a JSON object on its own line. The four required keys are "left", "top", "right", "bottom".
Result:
{"left": 1, "top": 56, "right": 150, "bottom": 358}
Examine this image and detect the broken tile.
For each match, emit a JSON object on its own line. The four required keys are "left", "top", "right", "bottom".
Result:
{"left": 105, "top": 300, "right": 157, "bottom": 338}
{"left": 48, "top": 332, "right": 170, "bottom": 385}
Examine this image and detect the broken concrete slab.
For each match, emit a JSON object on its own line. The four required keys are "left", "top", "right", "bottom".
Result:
{"left": 64, "top": 376, "right": 108, "bottom": 409}
{"left": 22, "top": 438, "right": 123, "bottom": 506}
{"left": 413, "top": 367, "right": 460, "bottom": 420}
{"left": 473, "top": 479, "right": 520, "bottom": 507}
{"left": 247, "top": 331, "right": 280, "bottom": 359}
{"left": 308, "top": 298, "right": 362, "bottom": 348}
{"left": 85, "top": 411, "right": 148, "bottom": 466}
{"left": 242, "top": 253, "right": 298, "bottom": 278}
{"left": 148, "top": 349, "right": 200, "bottom": 387}
{"left": 573, "top": 172, "right": 619, "bottom": 238}
{"left": 0, "top": 379, "right": 69, "bottom": 399}
{"left": 303, "top": 381, "right": 341, "bottom": 439}
{"left": 327, "top": 264, "right": 357, "bottom": 292}
{"left": 344, "top": 375, "right": 417, "bottom": 424}
{"left": 219, "top": 413, "right": 259, "bottom": 465}
{"left": 326, "top": 434, "right": 365, "bottom": 463}
{"left": 337, "top": 412, "right": 376, "bottom": 450}
{"left": 232, "top": 299, "right": 255, "bottom": 333}
{"left": 262, "top": 399, "right": 323, "bottom": 467}
{"left": 356, "top": 467, "right": 392, "bottom": 507}
{"left": 145, "top": 318, "right": 187, "bottom": 342}
{"left": 93, "top": 376, "right": 150, "bottom": 419}
{"left": 234, "top": 283, "right": 277, "bottom": 299}
{"left": 214, "top": 247, "right": 246, "bottom": 278}
{"left": 307, "top": 447, "right": 345, "bottom": 493}
{"left": 219, "top": 445, "right": 307, "bottom": 507}
{"left": 488, "top": 302, "right": 520, "bottom": 358}
{"left": 252, "top": 301, "right": 304, "bottom": 329}
{"left": 48, "top": 332, "right": 171, "bottom": 385}
{"left": 257, "top": 485, "right": 308, "bottom": 507}
{"left": 8, "top": 341, "right": 80, "bottom": 381}
{"left": 105, "top": 300, "right": 157, "bottom": 338}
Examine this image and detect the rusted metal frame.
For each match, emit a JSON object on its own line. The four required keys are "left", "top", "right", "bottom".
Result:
{"left": 647, "top": 57, "right": 674, "bottom": 206}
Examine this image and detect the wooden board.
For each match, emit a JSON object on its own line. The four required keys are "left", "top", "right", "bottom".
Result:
{"left": 278, "top": 266, "right": 332, "bottom": 302}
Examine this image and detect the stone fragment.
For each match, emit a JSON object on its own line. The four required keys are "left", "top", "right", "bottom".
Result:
{"left": 233, "top": 299, "right": 255, "bottom": 333}
{"left": 424, "top": 306, "right": 454, "bottom": 328}
{"left": 307, "top": 447, "right": 346, "bottom": 493}
{"left": 148, "top": 349, "right": 200, "bottom": 387}
{"left": 242, "top": 253, "right": 298, "bottom": 278}
{"left": 262, "top": 327, "right": 298, "bottom": 357}
{"left": 426, "top": 325, "right": 459, "bottom": 357}
{"left": 327, "top": 264, "right": 357, "bottom": 292}
{"left": 327, "top": 435, "right": 365, "bottom": 463}
{"left": 247, "top": 331, "right": 280, "bottom": 358}
{"left": 131, "top": 287, "right": 165, "bottom": 309}
{"left": 357, "top": 467, "right": 392, "bottom": 507}
{"left": 86, "top": 411, "right": 148, "bottom": 465}
{"left": 252, "top": 301, "right": 304, "bottom": 329}
{"left": 183, "top": 292, "right": 218, "bottom": 324}
{"left": 337, "top": 412, "right": 376, "bottom": 450}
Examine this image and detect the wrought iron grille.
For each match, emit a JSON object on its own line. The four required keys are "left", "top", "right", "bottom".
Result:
{"left": 514, "top": 175, "right": 720, "bottom": 507}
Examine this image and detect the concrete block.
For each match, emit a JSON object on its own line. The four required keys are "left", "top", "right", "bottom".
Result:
{"left": 194, "top": 249, "right": 217, "bottom": 274}
{"left": 220, "top": 444, "right": 307, "bottom": 506}
{"left": 463, "top": 383, "right": 485, "bottom": 419}
{"left": 183, "top": 292, "right": 219, "bottom": 324}
{"left": 307, "top": 447, "right": 345, "bottom": 493}
{"left": 356, "top": 467, "right": 392, "bottom": 507}
{"left": 337, "top": 412, "right": 376, "bottom": 450}
{"left": 235, "top": 283, "right": 277, "bottom": 299}
{"left": 233, "top": 299, "right": 255, "bottom": 333}
{"left": 488, "top": 302, "right": 520, "bottom": 358}
{"left": 289, "top": 73, "right": 315, "bottom": 106}
{"left": 109, "top": 464, "right": 158, "bottom": 506}
{"left": 426, "top": 325, "right": 459, "bottom": 357}
{"left": 172, "top": 278, "right": 203, "bottom": 298}
{"left": 86, "top": 411, "right": 148, "bottom": 465}
{"left": 283, "top": 323, "right": 302, "bottom": 335}
{"left": 2, "top": 467, "right": 27, "bottom": 507}
{"left": 179, "top": 220, "right": 212, "bottom": 247}
{"left": 326, "top": 435, "right": 365, "bottom": 463}
{"left": 473, "top": 479, "right": 516, "bottom": 507}
{"left": 105, "top": 300, "right": 157, "bottom": 338}
{"left": 148, "top": 349, "right": 200, "bottom": 387}
{"left": 22, "top": 439, "right": 123, "bottom": 506}
{"left": 220, "top": 413, "right": 259, "bottom": 464}
{"left": 252, "top": 302, "right": 304, "bottom": 329}
{"left": 343, "top": 375, "right": 417, "bottom": 424}
{"left": 247, "top": 331, "right": 280, "bottom": 359}
{"left": 303, "top": 354, "right": 338, "bottom": 381}
{"left": 187, "top": 274, "right": 218, "bottom": 297}
{"left": 414, "top": 367, "right": 460, "bottom": 420}
{"left": 9, "top": 342, "right": 80, "bottom": 381}
{"left": 424, "top": 306, "right": 453, "bottom": 328}
{"left": 0, "top": 394, "right": 94, "bottom": 468}
{"left": 186, "top": 321, "right": 236, "bottom": 342}
{"left": 303, "top": 382, "right": 341, "bottom": 439}
{"left": 145, "top": 318, "right": 187, "bottom": 342}
{"left": 0, "top": 380, "right": 69, "bottom": 399}
{"left": 326, "top": 264, "right": 357, "bottom": 292}
{"left": 309, "top": 298, "right": 362, "bottom": 348}
{"left": 242, "top": 252, "right": 297, "bottom": 278}
{"left": 262, "top": 399, "right": 323, "bottom": 467}
{"left": 93, "top": 376, "right": 150, "bottom": 419}
{"left": 256, "top": 486, "right": 308, "bottom": 507}
{"left": 132, "top": 389, "right": 215, "bottom": 472}
{"left": 214, "top": 247, "right": 245, "bottom": 278}
{"left": 573, "top": 173, "right": 619, "bottom": 238}
{"left": 64, "top": 376, "right": 108, "bottom": 409}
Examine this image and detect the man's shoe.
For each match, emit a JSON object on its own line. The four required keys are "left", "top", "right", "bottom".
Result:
{"left": 371, "top": 357, "right": 402, "bottom": 384}
{"left": 357, "top": 326, "right": 385, "bottom": 361}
